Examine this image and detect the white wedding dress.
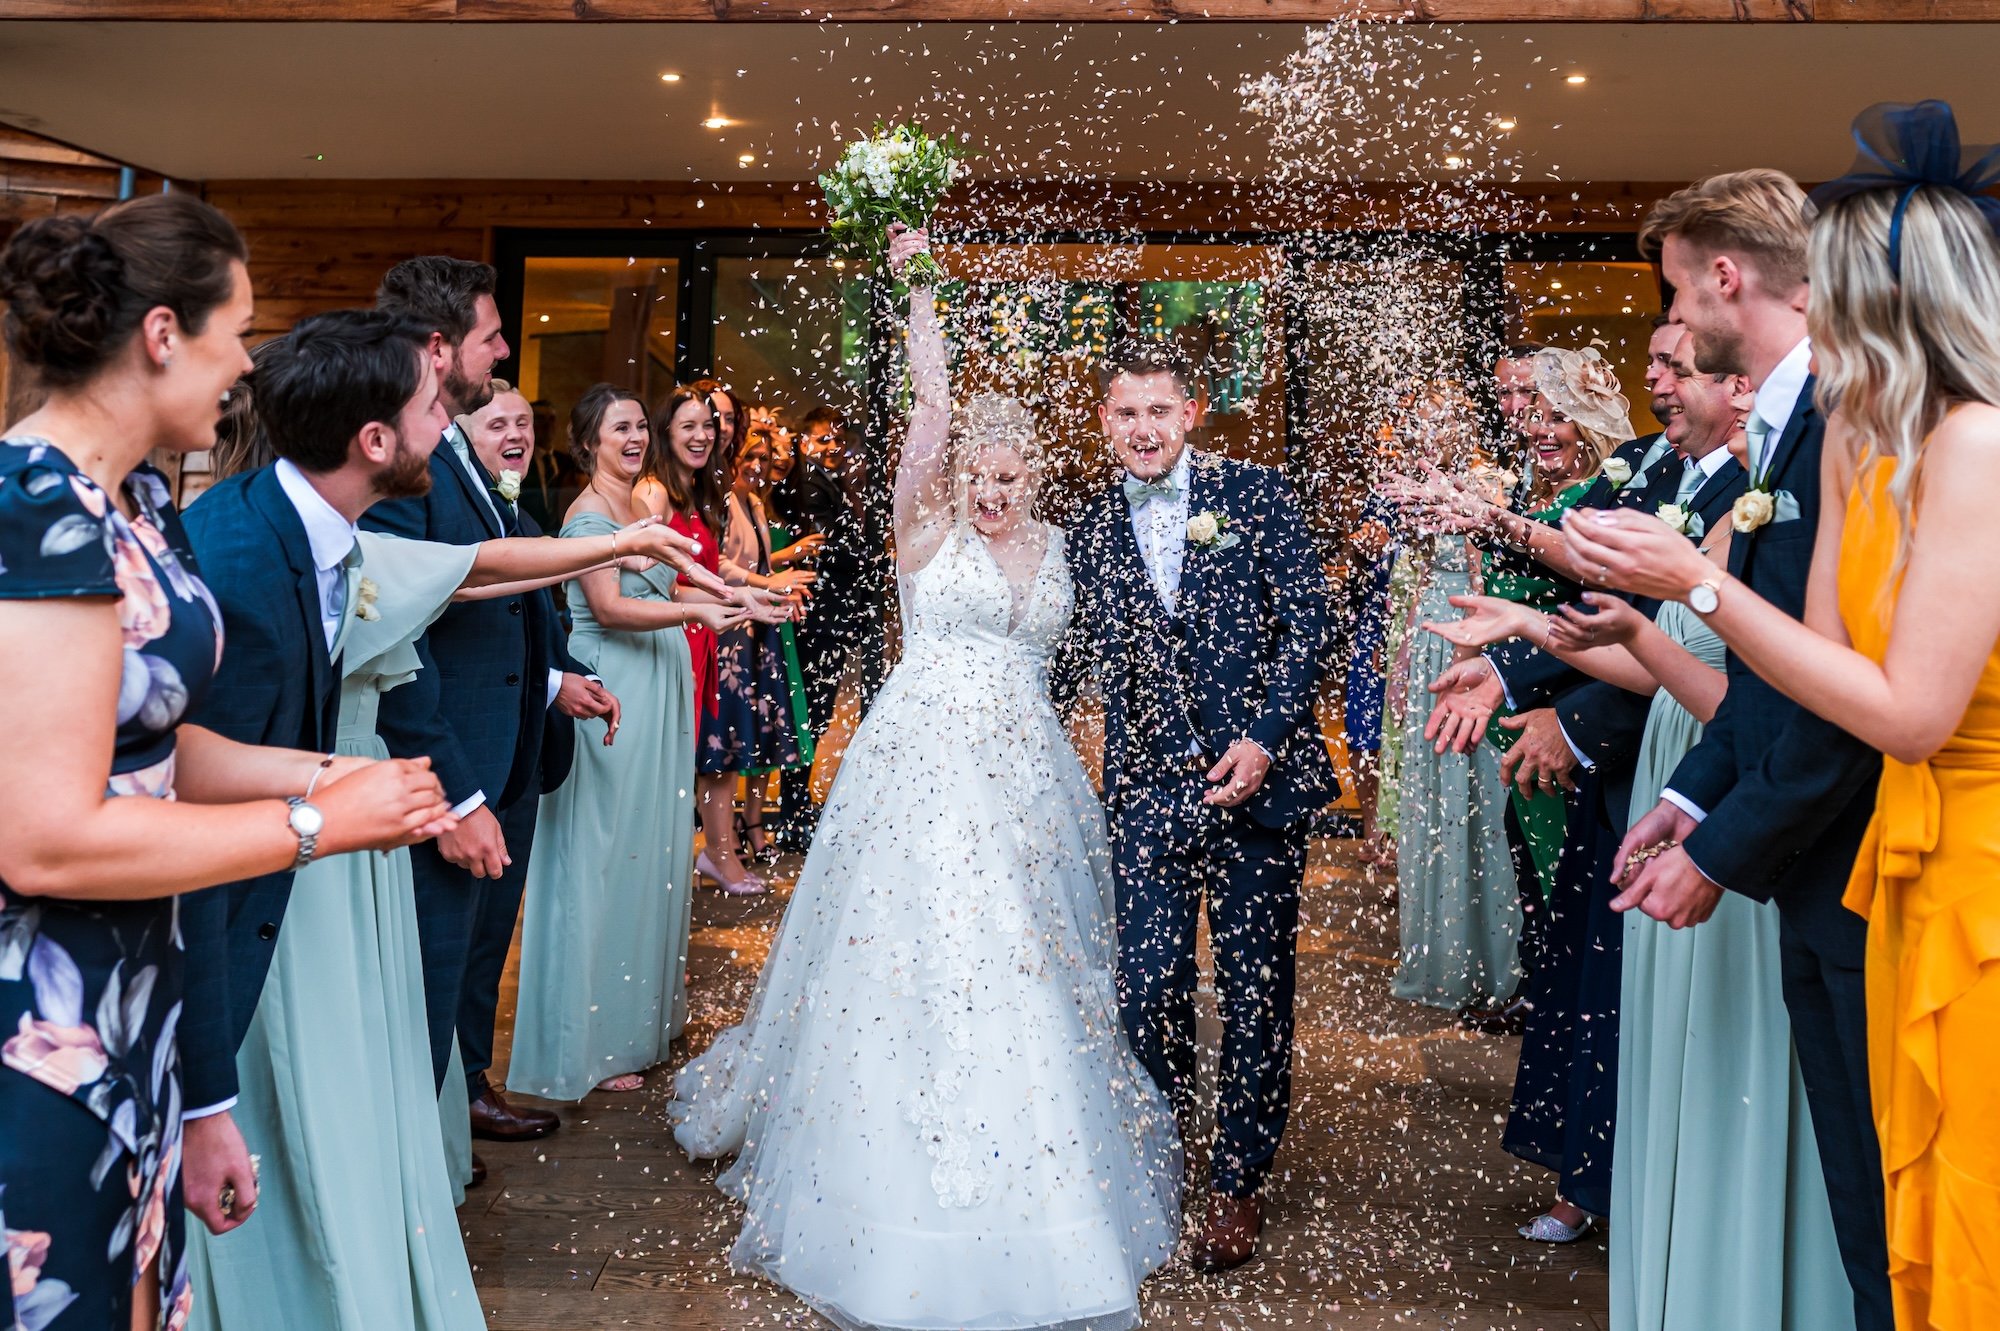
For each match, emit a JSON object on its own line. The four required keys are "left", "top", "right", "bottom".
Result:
{"left": 672, "top": 522, "right": 1183, "bottom": 1331}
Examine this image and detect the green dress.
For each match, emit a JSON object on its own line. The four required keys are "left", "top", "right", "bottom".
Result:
{"left": 1481, "top": 477, "right": 1595, "bottom": 896}
{"left": 765, "top": 517, "right": 817, "bottom": 765}
{"left": 1390, "top": 534, "right": 1523, "bottom": 1010}
{"left": 1609, "top": 601, "right": 1852, "bottom": 1331}
{"left": 506, "top": 511, "right": 698, "bottom": 1102}
{"left": 186, "top": 532, "right": 484, "bottom": 1331}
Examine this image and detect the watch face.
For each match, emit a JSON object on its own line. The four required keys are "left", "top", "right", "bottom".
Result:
{"left": 1689, "top": 583, "right": 1720, "bottom": 614}
{"left": 290, "top": 802, "right": 325, "bottom": 837}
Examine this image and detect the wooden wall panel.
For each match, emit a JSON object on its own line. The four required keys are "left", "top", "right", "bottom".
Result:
{"left": 201, "top": 176, "right": 1680, "bottom": 338}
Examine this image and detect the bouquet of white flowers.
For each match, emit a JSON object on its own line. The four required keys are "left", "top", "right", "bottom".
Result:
{"left": 818, "top": 122, "right": 966, "bottom": 286}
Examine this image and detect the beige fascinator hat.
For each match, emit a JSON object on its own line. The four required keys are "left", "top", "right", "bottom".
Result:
{"left": 1532, "top": 346, "right": 1637, "bottom": 459}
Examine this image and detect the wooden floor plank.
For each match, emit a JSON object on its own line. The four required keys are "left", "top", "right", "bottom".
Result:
{"left": 464, "top": 840, "right": 1608, "bottom": 1328}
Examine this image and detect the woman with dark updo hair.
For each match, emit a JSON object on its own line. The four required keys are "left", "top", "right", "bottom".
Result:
{"left": 0, "top": 195, "right": 452, "bottom": 1330}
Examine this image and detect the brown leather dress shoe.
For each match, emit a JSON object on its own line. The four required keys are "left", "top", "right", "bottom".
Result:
{"left": 1190, "top": 1192, "right": 1262, "bottom": 1273}
{"left": 468, "top": 1152, "right": 487, "bottom": 1188}
{"left": 470, "top": 1086, "right": 559, "bottom": 1142}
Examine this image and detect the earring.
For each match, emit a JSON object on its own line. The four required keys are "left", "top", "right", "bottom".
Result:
{"left": 161, "top": 355, "right": 174, "bottom": 368}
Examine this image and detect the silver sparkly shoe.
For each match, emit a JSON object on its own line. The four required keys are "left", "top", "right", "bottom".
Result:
{"left": 1518, "top": 1212, "right": 1596, "bottom": 1243}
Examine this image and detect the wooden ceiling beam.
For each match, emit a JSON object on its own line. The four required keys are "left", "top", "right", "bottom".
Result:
{"left": 2, "top": 0, "right": 1997, "bottom": 21}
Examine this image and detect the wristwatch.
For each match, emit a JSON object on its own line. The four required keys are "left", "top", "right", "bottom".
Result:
{"left": 286, "top": 797, "right": 325, "bottom": 870}
{"left": 1687, "top": 575, "right": 1724, "bottom": 615}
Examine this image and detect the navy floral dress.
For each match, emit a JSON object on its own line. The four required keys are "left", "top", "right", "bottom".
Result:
{"left": 1, "top": 440, "right": 220, "bottom": 1331}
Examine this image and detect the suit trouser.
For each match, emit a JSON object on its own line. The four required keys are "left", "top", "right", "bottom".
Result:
{"left": 1109, "top": 775, "right": 1308, "bottom": 1198}
{"left": 412, "top": 791, "right": 542, "bottom": 1094}
{"left": 1502, "top": 799, "right": 1546, "bottom": 989}
{"left": 1776, "top": 887, "right": 1894, "bottom": 1331}
{"left": 457, "top": 791, "right": 540, "bottom": 1098}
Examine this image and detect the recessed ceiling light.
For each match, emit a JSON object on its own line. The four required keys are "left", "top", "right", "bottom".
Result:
{"left": 1565, "top": 73, "right": 1588, "bottom": 86}
{"left": 1443, "top": 155, "right": 1466, "bottom": 170}
{"left": 1622, "top": 305, "right": 1634, "bottom": 314}
{"left": 738, "top": 153, "right": 757, "bottom": 166}
{"left": 1492, "top": 117, "right": 1518, "bottom": 132}
{"left": 702, "top": 116, "right": 730, "bottom": 130}
{"left": 1549, "top": 281, "right": 1564, "bottom": 291}
{"left": 537, "top": 314, "right": 550, "bottom": 323}
{"left": 660, "top": 72, "right": 682, "bottom": 83}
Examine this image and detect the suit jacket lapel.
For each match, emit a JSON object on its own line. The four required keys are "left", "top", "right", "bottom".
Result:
{"left": 1108, "top": 489, "right": 1169, "bottom": 630}
{"left": 248, "top": 467, "right": 335, "bottom": 747}
{"left": 441, "top": 430, "right": 505, "bottom": 539}
{"left": 1758, "top": 376, "right": 1816, "bottom": 492}
{"left": 1688, "top": 456, "right": 1747, "bottom": 525}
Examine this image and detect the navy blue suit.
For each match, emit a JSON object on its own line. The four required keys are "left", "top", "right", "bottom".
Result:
{"left": 364, "top": 431, "right": 580, "bottom": 1092}
{"left": 1493, "top": 444, "right": 1746, "bottom": 1218}
{"left": 1067, "top": 452, "right": 1334, "bottom": 1198}
{"left": 1662, "top": 383, "right": 1891, "bottom": 1331}
{"left": 179, "top": 465, "right": 343, "bottom": 1110}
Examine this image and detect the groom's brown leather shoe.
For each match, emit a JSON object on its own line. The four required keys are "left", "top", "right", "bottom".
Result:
{"left": 1190, "top": 1192, "right": 1262, "bottom": 1273}
{"left": 470, "top": 1086, "right": 559, "bottom": 1142}
{"left": 468, "top": 1152, "right": 487, "bottom": 1188}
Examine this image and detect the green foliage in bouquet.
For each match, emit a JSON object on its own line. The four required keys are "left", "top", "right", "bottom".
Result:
{"left": 818, "top": 123, "right": 968, "bottom": 287}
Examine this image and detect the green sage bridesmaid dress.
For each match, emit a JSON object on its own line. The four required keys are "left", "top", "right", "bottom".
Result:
{"left": 186, "top": 531, "right": 484, "bottom": 1331}
{"left": 506, "top": 510, "right": 698, "bottom": 1102}
{"left": 1609, "top": 598, "right": 1852, "bottom": 1331}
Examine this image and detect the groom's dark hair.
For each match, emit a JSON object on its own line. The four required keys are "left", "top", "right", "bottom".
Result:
{"left": 1097, "top": 339, "right": 1194, "bottom": 400}
{"left": 255, "top": 308, "right": 430, "bottom": 473}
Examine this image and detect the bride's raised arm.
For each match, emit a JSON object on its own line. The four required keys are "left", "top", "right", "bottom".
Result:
{"left": 888, "top": 224, "right": 955, "bottom": 568}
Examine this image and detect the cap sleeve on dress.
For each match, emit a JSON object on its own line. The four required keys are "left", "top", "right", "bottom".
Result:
{"left": 0, "top": 438, "right": 120, "bottom": 600}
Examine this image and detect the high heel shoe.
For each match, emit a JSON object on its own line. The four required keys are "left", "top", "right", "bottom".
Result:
{"left": 696, "top": 850, "right": 767, "bottom": 896}
{"left": 1518, "top": 1212, "right": 1595, "bottom": 1243}
{"left": 739, "top": 814, "right": 774, "bottom": 863}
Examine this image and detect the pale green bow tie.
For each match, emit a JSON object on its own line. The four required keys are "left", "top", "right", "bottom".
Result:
{"left": 1123, "top": 475, "right": 1181, "bottom": 506}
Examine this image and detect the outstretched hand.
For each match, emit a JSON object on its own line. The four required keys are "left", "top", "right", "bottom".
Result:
{"left": 1546, "top": 592, "right": 1644, "bottom": 653}
{"left": 1423, "top": 656, "right": 1503, "bottom": 755}
{"left": 1421, "top": 594, "right": 1543, "bottom": 652}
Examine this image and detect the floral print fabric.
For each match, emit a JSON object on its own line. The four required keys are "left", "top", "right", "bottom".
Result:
{"left": 1, "top": 439, "right": 220, "bottom": 1331}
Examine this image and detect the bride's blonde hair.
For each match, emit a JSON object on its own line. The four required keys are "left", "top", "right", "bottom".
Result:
{"left": 950, "top": 393, "right": 1045, "bottom": 519}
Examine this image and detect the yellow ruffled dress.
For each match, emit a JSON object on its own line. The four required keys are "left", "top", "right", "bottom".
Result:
{"left": 1840, "top": 458, "right": 2000, "bottom": 1330}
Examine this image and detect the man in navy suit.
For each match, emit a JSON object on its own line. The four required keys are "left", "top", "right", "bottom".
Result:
{"left": 1066, "top": 342, "right": 1335, "bottom": 1272}
{"left": 180, "top": 309, "right": 452, "bottom": 1235}
{"left": 365, "top": 258, "right": 614, "bottom": 1163}
{"left": 1606, "top": 171, "right": 1890, "bottom": 1331}
{"left": 451, "top": 381, "right": 606, "bottom": 1145}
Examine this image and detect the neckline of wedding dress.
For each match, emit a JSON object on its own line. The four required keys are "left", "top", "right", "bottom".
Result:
{"left": 958, "top": 521, "right": 1057, "bottom": 634}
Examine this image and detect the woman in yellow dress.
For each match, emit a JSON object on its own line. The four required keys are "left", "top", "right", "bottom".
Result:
{"left": 1561, "top": 101, "right": 2000, "bottom": 1330}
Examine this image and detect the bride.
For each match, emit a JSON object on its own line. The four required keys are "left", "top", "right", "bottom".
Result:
{"left": 671, "top": 224, "right": 1183, "bottom": 1330}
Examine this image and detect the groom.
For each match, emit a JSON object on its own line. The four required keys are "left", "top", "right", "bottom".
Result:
{"left": 1067, "top": 341, "right": 1335, "bottom": 1271}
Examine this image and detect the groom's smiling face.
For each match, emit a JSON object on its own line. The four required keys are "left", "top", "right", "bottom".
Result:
{"left": 1101, "top": 371, "right": 1197, "bottom": 482}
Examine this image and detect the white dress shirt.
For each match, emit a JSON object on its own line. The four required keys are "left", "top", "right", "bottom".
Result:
{"left": 1127, "top": 451, "right": 1192, "bottom": 615}
{"left": 274, "top": 458, "right": 358, "bottom": 653}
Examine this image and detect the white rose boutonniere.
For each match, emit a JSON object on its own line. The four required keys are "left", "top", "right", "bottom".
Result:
{"left": 1731, "top": 488, "right": 1776, "bottom": 533}
{"left": 1187, "top": 511, "right": 1239, "bottom": 551}
{"left": 496, "top": 469, "right": 522, "bottom": 504}
{"left": 1655, "top": 502, "right": 1704, "bottom": 538}
{"left": 1601, "top": 457, "right": 1633, "bottom": 489}
{"left": 355, "top": 576, "right": 381, "bottom": 622}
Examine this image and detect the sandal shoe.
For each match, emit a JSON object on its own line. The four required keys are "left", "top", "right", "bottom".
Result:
{"left": 1518, "top": 1212, "right": 1595, "bottom": 1243}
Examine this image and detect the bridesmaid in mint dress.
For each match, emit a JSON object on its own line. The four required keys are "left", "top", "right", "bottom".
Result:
{"left": 188, "top": 532, "right": 485, "bottom": 1331}
{"left": 1388, "top": 386, "right": 1523, "bottom": 1011}
{"left": 1429, "top": 495, "right": 1849, "bottom": 1326}
{"left": 509, "top": 386, "right": 734, "bottom": 1101}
